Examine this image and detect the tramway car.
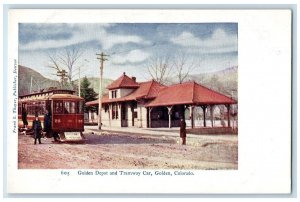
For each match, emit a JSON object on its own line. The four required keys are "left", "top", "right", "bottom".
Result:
{"left": 18, "top": 89, "right": 85, "bottom": 142}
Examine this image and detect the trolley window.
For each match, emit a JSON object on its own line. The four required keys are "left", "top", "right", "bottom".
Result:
{"left": 54, "top": 100, "right": 82, "bottom": 114}
{"left": 54, "top": 101, "right": 63, "bottom": 114}
{"left": 78, "top": 101, "right": 84, "bottom": 114}
{"left": 64, "top": 101, "right": 76, "bottom": 114}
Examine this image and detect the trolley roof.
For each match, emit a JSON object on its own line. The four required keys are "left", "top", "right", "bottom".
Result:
{"left": 18, "top": 89, "right": 82, "bottom": 102}
{"left": 50, "top": 94, "right": 84, "bottom": 100}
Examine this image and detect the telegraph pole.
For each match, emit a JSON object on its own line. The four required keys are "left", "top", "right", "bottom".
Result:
{"left": 96, "top": 52, "right": 109, "bottom": 130}
{"left": 56, "top": 69, "right": 68, "bottom": 89}
{"left": 76, "top": 59, "right": 89, "bottom": 97}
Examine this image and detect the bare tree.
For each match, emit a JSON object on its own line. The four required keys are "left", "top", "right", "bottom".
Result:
{"left": 58, "top": 47, "right": 83, "bottom": 83}
{"left": 146, "top": 55, "right": 173, "bottom": 85}
{"left": 173, "top": 51, "right": 199, "bottom": 84}
{"left": 47, "top": 47, "right": 84, "bottom": 89}
{"left": 47, "top": 52, "right": 61, "bottom": 71}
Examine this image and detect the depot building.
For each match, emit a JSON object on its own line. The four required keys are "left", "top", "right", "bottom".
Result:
{"left": 86, "top": 72, "right": 237, "bottom": 129}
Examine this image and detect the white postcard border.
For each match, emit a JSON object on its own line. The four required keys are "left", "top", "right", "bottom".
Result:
{"left": 7, "top": 9, "right": 291, "bottom": 194}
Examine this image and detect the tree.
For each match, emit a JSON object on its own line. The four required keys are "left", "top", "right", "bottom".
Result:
{"left": 146, "top": 55, "right": 173, "bottom": 85}
{"left": 173, "top": 51, "right": 199, "bottom": 84}
{"left": 80, "top": 76, "right": 98, "bottom": 112}
{"left": 47, "top": 46, "right": 84, "bottom": 89}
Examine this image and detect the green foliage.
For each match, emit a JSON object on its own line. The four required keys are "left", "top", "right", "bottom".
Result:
{"left": 80, "top": 76, "right": 98, "bottom": 112}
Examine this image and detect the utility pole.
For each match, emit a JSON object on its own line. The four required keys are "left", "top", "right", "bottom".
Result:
{"left": 56, "top": 69, "right": 68, "bottom": 89}
{"left": 77, "top": 59, "right": 89, "bottom": 97}
{"left": 96, "top": 52, "right": 109, "bottom": 130}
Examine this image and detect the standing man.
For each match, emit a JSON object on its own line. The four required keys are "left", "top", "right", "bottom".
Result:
{"left": 44, "top": 109, "right": 52, "bottom": 137}
{"left": 32, "top": 114, "right": 42, "bottom": 144}
{"left": 22, "top": 107, "right": 28, "bottom": 129}
{"left": 180, "top": 118, "right": 187, "bottom": 145}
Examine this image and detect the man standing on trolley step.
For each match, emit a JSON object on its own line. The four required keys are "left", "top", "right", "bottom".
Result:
{"left": 32, "top": 114, "right": 42, "bottom": 144}
{"left": 44, "top": 109, "right": 52, "bottom": 137}
{"left": 22, "top": 107, "right": 28, "bottom": 129}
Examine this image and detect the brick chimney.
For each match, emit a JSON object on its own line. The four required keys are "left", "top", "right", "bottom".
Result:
{"left": 132, "top": 77, "right": 136, "bottom": 82}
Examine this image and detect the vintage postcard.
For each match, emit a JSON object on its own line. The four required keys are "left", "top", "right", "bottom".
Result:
{"left": 6, "top": 9, "right": 291, "bottom": 194}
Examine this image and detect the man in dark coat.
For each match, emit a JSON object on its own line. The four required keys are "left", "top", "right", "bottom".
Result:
{"left": 44, "top": 109, "right": 60, "bottom": 142}
{"left": 32, "top": 114, "right": 42, "bottom": 144}
{"left": 44, "top": 109, "right": 52, "bottom": 136}
{"left": 22, "top": 107, "right": 28, "bottom": 129}
{"left": 180, "top": 118, "right": 186, "bottom": 145}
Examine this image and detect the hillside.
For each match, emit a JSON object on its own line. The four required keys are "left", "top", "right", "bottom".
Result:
{"left": 168, "top": 66, "right": 238, "bottom": 99}
{"left": 18, "top": 65, "right": 113, "bottom": 97}
{"left": 18, "top": 65, "right": 60, "bottom": 96}
{"left": 192, "top": 66, "right": 238, "bottom": 98}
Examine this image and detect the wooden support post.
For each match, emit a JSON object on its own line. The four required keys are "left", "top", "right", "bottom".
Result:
{"left": 210, "top": 105, "right": 215, "bottom": 127}
{"left": 108, "top": 104, "right": 111, "bottom": 127}
{"left": 148, "top": 107, "right": 152, "bottom": 128}
{"left": 88, "top": 110, "right": 92, "bottom": 123}
{"left": 139, "top": 106, "right": 142, "bottom": 128}
{"left": 167, "top": 106, "right": 173, "bottom": 128}
{"left": 225, "top": 104, "right": 231, "bottom": 127}
{"left": 201, "top": 105, "right": 207, "bottom": 127}
{"left": 189, "top": 105, "right": 195, "bottom": 128}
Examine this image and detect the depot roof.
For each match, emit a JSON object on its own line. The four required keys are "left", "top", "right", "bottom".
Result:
{"left": 106, "top": 72, "right": 139, "bottom": 90}
{"left": 86, "top": 80, "right": 164, "bottom": 106}
{"left": 86, "top": 74, "right": 237, "bottom": 107}
{"left": 146, "top": 81, "right": 236, "bottom": 107}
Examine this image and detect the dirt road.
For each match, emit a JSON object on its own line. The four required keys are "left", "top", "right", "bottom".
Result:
{"left": 18, "top": 131, "right": 238, "bottom": 169}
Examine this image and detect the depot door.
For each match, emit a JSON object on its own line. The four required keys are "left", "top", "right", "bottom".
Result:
{"left": 121, "top": 103, "right": 128, "bottom": 127}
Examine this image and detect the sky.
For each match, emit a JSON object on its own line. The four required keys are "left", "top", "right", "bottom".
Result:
{"left": 19, "top": 23, "right": 238, "bottom": 82}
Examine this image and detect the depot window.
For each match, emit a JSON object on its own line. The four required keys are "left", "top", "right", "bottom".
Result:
{"left": 112, "top": 103, "right": 118, "bottom": 119}
{"left": 111, "top": 90, "right": 117, "bottom": 98}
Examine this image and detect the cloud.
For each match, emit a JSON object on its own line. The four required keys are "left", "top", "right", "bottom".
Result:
{"left": 19, "top": 24, "right": 149, "bottom": 51}
{"left": 170, "top": 29, "right": 237, "bottom": 53}
{"left": 102, "top": 35, "right": 145, "bottom": 50}
{"left": 112, "top": 50, "right": 150, "bottom": 65}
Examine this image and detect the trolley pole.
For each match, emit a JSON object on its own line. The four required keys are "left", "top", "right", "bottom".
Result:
{"left": 96, "top": 52, "right": 109, "bottom": 130}
{"left": 78, "top": 66, "right": 81, "bottom": 96}
{"left": 30, "top": 76, "right": 33, "bottom": 93}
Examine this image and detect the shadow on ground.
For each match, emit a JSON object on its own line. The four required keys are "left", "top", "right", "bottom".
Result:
{"left": 84, "top": 133, "right": 176, "bottom": 145}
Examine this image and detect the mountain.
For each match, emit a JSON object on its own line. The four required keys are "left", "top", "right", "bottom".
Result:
{"left": 168, "top": 66, "right": 238, "bottom": 99}
{"left": 18, "top": 65, "right": 113, "bottom": 97}
{"left": 18, "top": 65, "right": 60, "bottom": 96}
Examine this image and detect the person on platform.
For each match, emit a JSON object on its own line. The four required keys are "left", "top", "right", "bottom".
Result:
{"left": 179, "top": 118, "right": 187, "bottom": 145}
{"left": 22, "top": 107, "right": 28, "bottom": 129}
{"left": 32, "top": 114, "right": 42, "bottom": 144}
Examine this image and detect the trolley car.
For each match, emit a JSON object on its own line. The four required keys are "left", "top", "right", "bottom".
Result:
{"left": 18, "top": 89, "right": 85, "bottom": 142}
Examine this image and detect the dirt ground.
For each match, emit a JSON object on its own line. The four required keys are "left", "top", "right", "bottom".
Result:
{"left": 18, "top": 130, "right": 238, "bottom": 169}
